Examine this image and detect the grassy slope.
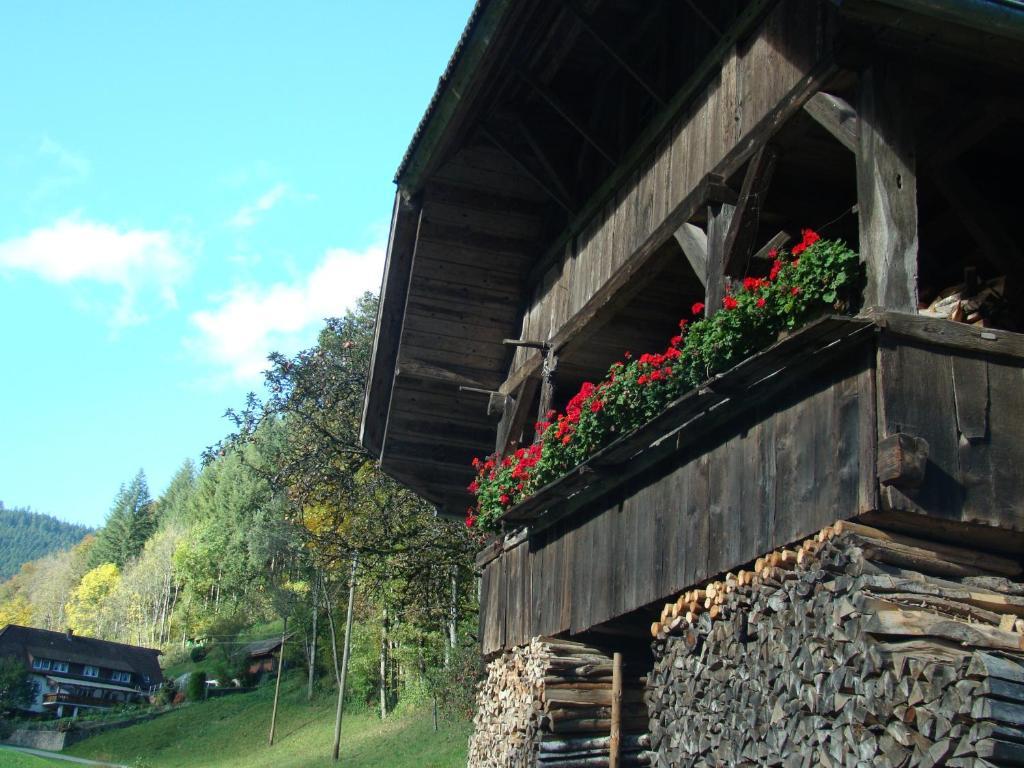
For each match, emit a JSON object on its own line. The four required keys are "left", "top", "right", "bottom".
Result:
{"left": 0, "top": 748, "right": 68, "bottom": 766}
{"left": 65, "top": 675, "right": 470, "bottom": 768}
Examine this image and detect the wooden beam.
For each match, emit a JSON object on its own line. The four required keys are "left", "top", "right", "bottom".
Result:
{"left": 559, "top": 0, "right": 666, "bottom": 106}
{"left": 497, "top": 375, "right": 540, "bottom": 455}
{"left": 480, "top": 126, "right": 575, "bottom": 215}
{"left": 877, "top": 433, "right": 929, "bottom": 490}
{"left": 930, "top": 162, "right": 1020, "bottom": 276}
{"left": 856, "top": 56, "right": 919, "bottom": 312}
{"left": 722, "top": 144, "right": 779, "bottom": 278}
{"left": 515, "top": 119, "right": 577, "bottom": 213}
{"left": 395, "top": 357, "right": 488, "bottom": 389}
{"left": 751, "top": 230, "right": 792, "bottom": 261}
{"left": 684, "top": 0, "right": 722, "bottom": 36}
{"left": 803, "top": 92, "right": 859, "bottom": 153}
{"left": 502, "top": 60, "right": 838, "bottom": 395}
{"left": 674, "top": 223, "right": 708, "bottom": 287}
{"left": 519, "top": 70, "right": 617, "bottom": 164}
{"left": 705, "top": 201, "right": 736, "bottom": 314}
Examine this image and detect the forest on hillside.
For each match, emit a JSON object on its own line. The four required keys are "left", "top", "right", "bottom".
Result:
{"left": 0, "top": 293, "right": 482, "bottom": 721}
{"left": 0, "top": 505, "right": 91, "bottom": 581}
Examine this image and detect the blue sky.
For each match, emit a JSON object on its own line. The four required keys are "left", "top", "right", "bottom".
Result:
{"left": 0, "top": 1, "right": 474, "bottom": 527}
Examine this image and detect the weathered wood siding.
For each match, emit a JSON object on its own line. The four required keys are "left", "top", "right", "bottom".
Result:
{"left": 877, "top": 339, "right": 1024, "bottom": 532}
{"left": 510, "top": 0, "right": 836, "bottom": 376}
{"left": 481, "top": 340, "right": 876, "bottom": 655}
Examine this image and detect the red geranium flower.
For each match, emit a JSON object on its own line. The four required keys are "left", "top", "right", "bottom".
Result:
{"left": 791, "top": 286, "right": 801, "bottom": 296}
{"left": 770, "top": 259, "right": 783, "bottom": 281}
{"left": 499, "top": 494, "right": 511, "bottom": 506}
{"left": 691, "top": 302, "right": 705, "bottom": 316}
{"left": 723, "top": 295, "right": 738, "bottom": 310}
{"left": 590, "top": 399, "right": 604, "bottom": 413}
{"left": 756, "top": 297, "right": 766, "bottom": 308}
{"left": 670, "top": 335, "right": 682, "bottom": 347}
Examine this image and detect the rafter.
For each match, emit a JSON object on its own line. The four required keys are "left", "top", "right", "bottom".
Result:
{"left": 515, "top": 119, "right": 576, "bottom": 211}
{"left": 518, "top": 70, "right": 617, "bottom": 164}
{"left": 480, "top": 126, "right": 576, "bottom": 214}
{"left": 559, "top": 0, "right": 666, "bottom": 106}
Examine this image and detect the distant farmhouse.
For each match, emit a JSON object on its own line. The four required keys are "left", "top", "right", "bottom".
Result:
{"left": 0, "top": 624, "right": 162, "bottom": 718}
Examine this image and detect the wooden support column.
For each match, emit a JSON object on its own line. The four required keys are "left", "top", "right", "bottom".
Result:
{"left": 705, "top": 202, "right": 736, "bottom": 314}
{"left": 609, "top": 651, "right": 623, "bottom": 768}
{"left": 856, "top": 57, "right": 919, "bottom": 311}
{"left": 537, "top": 351, "right": 559, "bottom": 425}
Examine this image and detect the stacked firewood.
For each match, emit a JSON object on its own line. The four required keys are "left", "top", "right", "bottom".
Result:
{"left": 920, "top": 275, "right": 1006, "bottom": 326}
{"left": 468, "top": 637, "right": 653, "bottom": 768}
{"left": 646, "top": 519, "right": 1024, "bottom": 767}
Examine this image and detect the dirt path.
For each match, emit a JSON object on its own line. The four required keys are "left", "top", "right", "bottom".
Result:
{"left": 0, "top": 744, "right": 129, "bottom": 768}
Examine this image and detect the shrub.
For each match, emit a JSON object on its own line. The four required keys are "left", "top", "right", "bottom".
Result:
{"left": 186, "top": 671, "right": 207, "bottom": 702}
{"left": 467, "top": 231, "right": 863, "bottom": 531}
{"left": 189, "top": 645, "right": 207, "bottom": 663}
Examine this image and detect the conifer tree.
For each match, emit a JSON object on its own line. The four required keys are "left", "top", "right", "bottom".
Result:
{"left": 90, "top": 470, "right": 155, "bottom": 567}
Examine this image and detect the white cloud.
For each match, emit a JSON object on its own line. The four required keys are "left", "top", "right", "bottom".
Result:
{"left": 0, "top": 217, "right": 189, "bottom": 326}
{"left": 227, "top": 183, "right": 288, "bottom": 229}
{"left": 189, "top": 243, "right": 385, "bottom": 382}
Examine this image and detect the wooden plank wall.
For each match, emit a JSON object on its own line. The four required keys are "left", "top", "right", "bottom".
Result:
{"left": 876, "top": 339, "right": 1024, "bottom": 533}
{"left": 510, "top": 0, "right": 834, "bottom": 376}
{"left": 481, "top": 342, "right": 875, "bottom": 655}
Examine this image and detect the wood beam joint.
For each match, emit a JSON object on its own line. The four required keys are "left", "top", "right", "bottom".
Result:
{"left": 803, "top": 92, "right": 859, "bottom": 153}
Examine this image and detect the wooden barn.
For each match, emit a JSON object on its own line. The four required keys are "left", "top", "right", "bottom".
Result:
{"left": 361, "top": 1, "right": 1024, "bottom": 765}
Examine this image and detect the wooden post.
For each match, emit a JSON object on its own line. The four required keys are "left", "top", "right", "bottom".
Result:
{"left": 268, "top": 618, "right": 287, "bottom": 746}
{"left": 609, "top": 651, "right": 623, "bottom": 768}
{"left": 856, "top": 56, "right": 919, "bottom": 311}
{"left": 332, "top": 555, "right": 358, "bottom": 762}
{"left": 536, "top": 351, "right": 559, "bottom": 425}
{"left": 705, "top": 202, "right": 736, "bottom": 314}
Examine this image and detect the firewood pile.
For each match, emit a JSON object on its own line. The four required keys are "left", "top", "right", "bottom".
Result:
{"left": 920, "top": 275, "right": 1007, "bottom": 327}
{"left": 646, "top": 519, "right": 1024, "bottom": 767}
{"left": 467, "top": 637, "right": 653, "bottom": 768}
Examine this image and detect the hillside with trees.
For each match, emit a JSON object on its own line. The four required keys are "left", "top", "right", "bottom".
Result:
{"left": 0, "top": 293, "right": 481, "bottom": 760}
{"left": 0, "top": 505, "right": 91, "bottom": 581}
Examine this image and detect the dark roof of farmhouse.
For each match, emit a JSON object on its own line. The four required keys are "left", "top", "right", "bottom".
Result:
{"left": 0, "top": 624, "right": 163, "bottom": 684}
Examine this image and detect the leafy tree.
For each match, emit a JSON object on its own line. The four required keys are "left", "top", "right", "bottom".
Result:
{"left": 65, "top": 562, "right": 121, "bottom": 637}
{"left": 0, "top": 655, "right": 31, "bottom": 711}
{"left": 90, "top": 470, "right": 156, "bottom": 568}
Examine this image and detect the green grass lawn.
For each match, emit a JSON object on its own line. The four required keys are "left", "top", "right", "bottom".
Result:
{"left": 0, "top": 747, "right": 69, "bottom": 767}
{"left": 65, "top": 675, "right": 470, "bottom": 768}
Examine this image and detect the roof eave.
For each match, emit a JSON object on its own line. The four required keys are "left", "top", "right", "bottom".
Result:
{"left": 394, "top": 0, "right": 517, "bottom": 194}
